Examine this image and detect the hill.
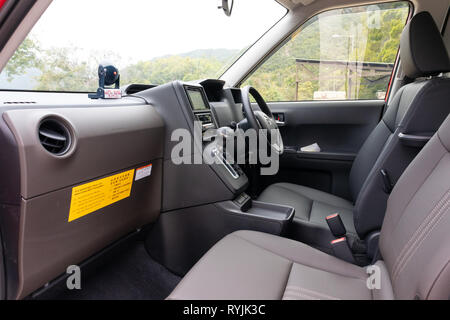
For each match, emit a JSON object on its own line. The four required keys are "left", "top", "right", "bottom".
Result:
{"left": 121, "top": 48, "right": 241, "bottom": 85}
{"left": 179, "top": 48, "right": 240, "bottom": 63}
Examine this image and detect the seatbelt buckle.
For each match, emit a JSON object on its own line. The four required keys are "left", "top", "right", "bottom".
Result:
{"left": 326, "top": 213, "right": 347, "bottom": 237}
{"left": 330, "top": 237, "right": 356, "bottom": 264}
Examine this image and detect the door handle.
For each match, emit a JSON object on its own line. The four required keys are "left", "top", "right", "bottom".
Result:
{"left": 273, "top": 113, "right": 285, "bottom": 126}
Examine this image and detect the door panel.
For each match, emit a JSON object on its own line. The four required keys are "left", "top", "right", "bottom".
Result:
{"left": 272, "top": 100, "right": 384, "bottom": 152}
{"left": 260, "top": 100, "right": 385, "bottom": 200}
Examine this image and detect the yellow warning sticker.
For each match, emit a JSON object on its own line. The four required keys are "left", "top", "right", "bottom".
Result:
{"left": 68, "top": 169, "right": 135, "bottom": 222}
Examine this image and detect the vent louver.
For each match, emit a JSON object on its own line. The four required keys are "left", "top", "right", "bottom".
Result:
{"left": 38, "top": 119, "right": 71, "bottom": 155}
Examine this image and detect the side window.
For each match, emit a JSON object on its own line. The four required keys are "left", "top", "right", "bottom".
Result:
{"left": 242, "top": 2, "right": 410, "bottom": 102}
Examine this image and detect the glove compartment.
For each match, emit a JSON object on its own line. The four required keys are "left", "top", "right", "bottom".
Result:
{"left": 2, "top": 104, "right": 164, "bottom": 299}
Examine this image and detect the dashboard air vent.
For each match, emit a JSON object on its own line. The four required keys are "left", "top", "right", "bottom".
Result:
{"left": 38, "top": 119, "right": 71, "bottom": 155}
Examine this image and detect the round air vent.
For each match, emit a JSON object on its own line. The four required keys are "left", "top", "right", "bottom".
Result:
{"left": 38, "top": 119, "right": 72, "bottom": 156}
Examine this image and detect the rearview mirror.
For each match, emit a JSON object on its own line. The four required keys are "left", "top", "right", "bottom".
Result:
{"left": 218, "top": 0, "right": 234, "bottom": 17}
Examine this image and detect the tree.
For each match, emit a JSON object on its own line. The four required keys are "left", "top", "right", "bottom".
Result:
{"left": 3, "top": 38, "right": 39, "bottom": 81}
{"left": 243, "top": 4, "right": 409, "bottom": 101}
{"left": 34, "top": 47, "right": 97, "bottom": 91}
{"left": 34, "top": 48, "right": 121, "bottom": 91}
{"left": 121, "top": 55, "right": 223, "bottom": 85}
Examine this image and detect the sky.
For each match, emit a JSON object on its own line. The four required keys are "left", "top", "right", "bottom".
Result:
{"left": 29, "top": 0, "right": 287, "bottom": 65}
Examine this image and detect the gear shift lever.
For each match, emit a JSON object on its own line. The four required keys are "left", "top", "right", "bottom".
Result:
{"left": 209, "top": 126, "right": 241, "bottom": 179}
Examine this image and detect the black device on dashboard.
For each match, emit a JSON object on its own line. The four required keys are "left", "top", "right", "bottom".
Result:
{"left": 89, "top": 62, "right": 121, "bottom": 100}
{"left": 184, "top": 86, "right": 216, "bottom": 131}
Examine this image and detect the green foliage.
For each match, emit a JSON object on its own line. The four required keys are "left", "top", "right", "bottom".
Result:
{"left": 3, "top": 38, "right": 39, "bottom": 81}
{"left": 34, "top": 47, "right": 98, "bottom": 91}
{"left": 121, "top": 55, "right": 223, "bottom": 85}
{"left": 243, "top": 4, "right": 409, "bottom": 101}
{"left": 120, "top": 49, "right": 240, "bottom": 85}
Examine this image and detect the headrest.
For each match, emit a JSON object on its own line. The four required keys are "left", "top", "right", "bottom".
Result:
{"left": 400, "top": 11, "right": 450, "bottom": 79}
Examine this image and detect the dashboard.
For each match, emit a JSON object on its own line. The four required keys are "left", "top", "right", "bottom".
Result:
{"left": 0, "top": 92, "right": 164, "bottom": 299}
{"left": 184, "top": 85, "right": 217, "bottom": 131}
{"left": 0, "top": 78, "right": 247, "bottom": 300}
{"left": 123, "top": 79, "right": 244, "bottom": 132}
{"left": 183, "top": 80, "right": 245, "bottom": 131}
{"left": 200, "top": 80, "right": 246, "bottom": 131}
{"left": 133, "top": 79, "right": 249, "bottom": 211}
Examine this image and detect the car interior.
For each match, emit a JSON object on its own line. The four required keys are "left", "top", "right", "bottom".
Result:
{"left": 0, "top": 0, "right": 449, "bottom": 300}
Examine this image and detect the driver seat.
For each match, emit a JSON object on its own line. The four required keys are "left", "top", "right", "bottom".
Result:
{"left": 258, "top": 182, "right": 356, "bottom": 253}
{"left": 258, "top": 12, "right": 450, "bottom": 254}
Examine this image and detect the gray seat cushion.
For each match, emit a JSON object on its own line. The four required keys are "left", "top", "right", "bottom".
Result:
{"left": 168, "top": 230, "right": 392, "bottom": 300}
{"left": 258, "top": 183, "right": 356, "bottom": 252}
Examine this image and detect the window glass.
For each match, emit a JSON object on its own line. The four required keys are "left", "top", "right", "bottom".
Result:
{"left": 0, "top": 0, "right": 286, "bottom": 92}
{"left": 243, "top": 2, "right": 410, "bottom": 101}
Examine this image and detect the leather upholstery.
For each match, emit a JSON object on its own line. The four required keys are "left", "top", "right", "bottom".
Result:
{"left": 168, "top": 231, "right": 376, "bottom": 300}
{"left": 258, "top": 183, "right": 355, "bottom": 252}
{"left": 353, "top": 77, "right": 450, "bottom": 237}
{"left": 379, "top": 114, "right": 450, "bottom": 299}
{"left": 168, "top": 115, "right": 450, "bottom": 300}
{"left": 400, "top": 12, "right": 450, "bottom": 79}
{"left": 258, "top": 11, "right": 450, "bottom": 246}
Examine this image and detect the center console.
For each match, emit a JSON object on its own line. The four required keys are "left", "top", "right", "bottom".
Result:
{"left": 146, "top": 195, "right": 296, "bottom": 275}
{"left": 139, "top": 80, "right": 296, "bottom": 276}
{"left": 184, "top": 84, "right": 247, "bottom": 186}
{"left": 182, "top": 81, "right": 295, "bottom": 235}
{"left": 216, "top": 194, "right": 295, "bottom": 235}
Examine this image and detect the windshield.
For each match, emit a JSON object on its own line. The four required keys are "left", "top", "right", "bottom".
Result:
{"left": 0, "top": 0, "right": 286, "bottom": 92}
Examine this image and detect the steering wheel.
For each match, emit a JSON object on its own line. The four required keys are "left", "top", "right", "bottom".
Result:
{"left": 241, "top": 86, "right": 284, "bottom": 155}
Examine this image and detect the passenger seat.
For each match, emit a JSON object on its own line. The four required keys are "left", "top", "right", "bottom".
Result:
{"left": 168, "top": 113, "right": 450, "bottom": 300}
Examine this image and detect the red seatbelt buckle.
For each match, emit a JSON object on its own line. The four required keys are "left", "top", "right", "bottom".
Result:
{"left": 331, "top": 237, "right": 346, "bottom": 245}
{"left": 326, "top": 213, "right": 347, "bottom": 237}
{"left": 330, "top": 236, "right": 355, "bottom": 264}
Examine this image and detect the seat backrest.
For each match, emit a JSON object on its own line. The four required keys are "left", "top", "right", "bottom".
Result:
{"left": 349, "top": 11, "right": 450, "bottom": 238}
{"left": 379, "top": 113, "right": 450, "bottom": 300}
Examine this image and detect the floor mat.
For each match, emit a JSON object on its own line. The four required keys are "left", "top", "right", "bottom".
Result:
{"left": 37, "top": 241, "right": 181, "bottom": 300}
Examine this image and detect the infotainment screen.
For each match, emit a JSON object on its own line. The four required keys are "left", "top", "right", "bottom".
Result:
{"left": 186, "top": 88, "right": 209, "bottom": 111}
